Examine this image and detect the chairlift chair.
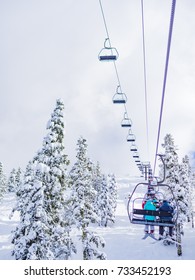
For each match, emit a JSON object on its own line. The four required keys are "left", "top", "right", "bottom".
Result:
{"left": 98, "top": 38, "right": 119, "bottom": 62}
{"left": 126, "top": 129, "right": 135, "bottom": 142}
{"left": 121, "top": 112, "right": 132, "bottom": 127}
{"left": 130, "top": 144, "right": 138, "bottom": 152}
{"left": 127, "top": 182, "right": 178, "bottom": 228}
{"left": 133, "top": 152, "right": 139, "bottom": 158}
{"left": 113, "top": 86, "right": 127, "bottom": 104}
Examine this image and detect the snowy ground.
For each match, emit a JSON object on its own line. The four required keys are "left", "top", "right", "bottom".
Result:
{"left": 0, "top": 177, "right": 195, "bottom": 260}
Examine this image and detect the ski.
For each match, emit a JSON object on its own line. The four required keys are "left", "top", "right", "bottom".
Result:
{"left": 149, "top": 234, "right": 158, "bottom": 241}
{"left": 142, "top": 233, "right": 150, "bottom": 239}
{"left": 142, "top": 233, "right": 158, "bottom": 240}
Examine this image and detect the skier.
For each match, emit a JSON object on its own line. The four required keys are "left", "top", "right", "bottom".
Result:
{"left": 142, "top": 191, "right": 159, "bottom": 209}
{"left": 159, "top": 200, "right": 174, "bottom": 240}
{"left": 144, "top": 199, "right": 156, "bottom": 234}
{"left": 149, "top": 191, "right": 160, "bottom": 209}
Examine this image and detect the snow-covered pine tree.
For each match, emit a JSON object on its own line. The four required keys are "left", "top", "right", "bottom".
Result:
{"left": 33, "top": 98, "right": 75, "bottom": 259}
{"left": 12, "top": 99, "right": 75, "bottom": 260}
{"left": 17, "top": 162, "right": 35, "bottom": 217}
{"left": 190, "top": 172, "right": 195, "bottom": 228}
{"left": 15, "top": 167, "right": 23, "bottom": 196}
{"left": 161, "top": 134, "right": 182, "bottom": 256}
{"left": 68, "top": 137, "right": 106, "bottom": 260}
{"left": 176, "top": 156, "right": 189, "bottom": 236}
{"left": 107, "top": 173, "right": 117, "bottom": 223}
{"left": 92, "top": 164, "right": 117, "bottom": 227}
{"left": 10, "top": 164, "right": 32, "bottom": 218}
{"left": 0, "top": 162, "right": 7, "bottom": 199}
{"left": 179, "top": 156, "right": 192, "bottom": 229}
{"left": 12, "top": 163, "right": 53, "bottom": 260}
{"left": 98, "top": 174, "right": 113, "bottom": 227}
{"left": 7, "top": 168, "right": 17, "bottom": 192}
{"left": 161, "top": 134, "right": 180, "bottom": 196}
{"left": 92, "top": 161, "right": 103, "bottom": 219}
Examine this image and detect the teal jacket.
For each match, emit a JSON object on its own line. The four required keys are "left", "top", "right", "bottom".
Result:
{"left": 144, "top": 200, "right": 156, "bottom": 221}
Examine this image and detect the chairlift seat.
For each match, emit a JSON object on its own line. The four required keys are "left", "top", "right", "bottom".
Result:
{"left": 133, "top": 153, "right": 139, "bottom": 158}
{"left": 113, "top": 99, "right": 126, "bottom": 104}
{"left": 121, "top": 122, "right": 131, "bottom": 127}
{"left": 131, "top": 218, "right": 174, "bottom": 227}
{"left": 113, "top": 95, "right": 127, "bottom": 104}
{"left": 99, "top": 55, "right": 117, "bottom": 61}
{"left": 131, "top": 208, "right": 174, "bottom": 227}
{"left": 130, "top": 145, "right": 138, "bottom": 152}
{"left": 133, "top": 209, "right": 173, "bottom": 217}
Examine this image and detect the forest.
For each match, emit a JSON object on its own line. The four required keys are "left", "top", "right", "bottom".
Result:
{"left": 0, "top": 99, "right": 194, "bottom": 260}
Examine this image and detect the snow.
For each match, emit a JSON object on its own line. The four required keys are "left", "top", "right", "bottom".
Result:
{"left": 0, "top": 193, "right": 19, "bottom": 260}
{"left": 0, "top": 177, "right": 195, "bottom": 260}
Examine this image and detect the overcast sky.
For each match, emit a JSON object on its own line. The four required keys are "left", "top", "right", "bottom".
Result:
{"left": 0, "top": 0, "right": 195, "bottom": 178}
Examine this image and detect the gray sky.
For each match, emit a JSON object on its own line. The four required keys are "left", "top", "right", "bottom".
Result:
{"left": 0, "top": 0, "right": 195, "bottom": 177}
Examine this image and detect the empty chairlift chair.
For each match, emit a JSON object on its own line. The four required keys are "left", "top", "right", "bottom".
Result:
{"left": 133, "top": 152, "right": 139, "bottom": 158}
{"left": 121, "top": 112, "right": 132, "bottom": 127}
{"left": 126, "top": 129, "right": 136, "bottom": 142}
{"left": 113, "top": 86, "right": 127, "bottom": 104}
{"left": 130, "top": 144, "right": 138, "bottom": 152}
{"left": 98, "top": 38, "right": 119, "bottom": 62}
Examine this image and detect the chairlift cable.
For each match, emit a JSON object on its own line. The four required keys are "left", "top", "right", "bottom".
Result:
{"left": 98, "top": 0, "right": 111, "bottom": 47}
{"left": 98, "top": 0, "right": 142, "bottom": 171}
{"left": 99, "top": 1, "right": 132, "bottom": 128}
{"left": 141, "top": 0, "right": 150, "bottom": 161}
{"left": 99, "top": 1, "right": 128, "bottom": 112}
{"left": 153, "top": 0, "right": 176, "bottom": 175}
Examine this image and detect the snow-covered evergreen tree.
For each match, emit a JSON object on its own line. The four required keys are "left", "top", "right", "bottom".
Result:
{"left": 161, "top": 134, "right": 180, "bottom": 197}
{"left": 0, "top": 162, "right": 7, "bottom": 199}
{"left": 177, "top": 155, "right": 190, "bottom": 235}
{"left": 161, "top": 134, "right": 183, "bottom": 255}
{"left": 180, "top": 156, "right": 192, "bottom": 220}
{"left": 190, "top": 172, "right": 195, "bottom": 228}
{"left": 10, "top": 163, "right": 32, "bottom": 218}
{"left": 12, "top": 99, "right": 75, "bottom": 260}
{"left": 107, "top": 173, "right": 117, "bottom": 223}
{"left": 33, "top": 98, "right": 74, "bottom": 259}
{"left": 7, "top": 168, "right": 17, "bottom": 192}
{"left": 92, "top": 163, "right": 117, "bottom": 227}
{"left": 92, "top": 161, "right": 104, "bottom": 219}
{"left": 97, "top": 174, "right": 113, "bottom": 227}
{"left": 12, "top": 164, "right": 53, "bottom": 260}
{"left": 15, "top": 167, "right": 23, "bottom": 196}
{"left": 68, "top": 137, "right": 106, "bottom": 260}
